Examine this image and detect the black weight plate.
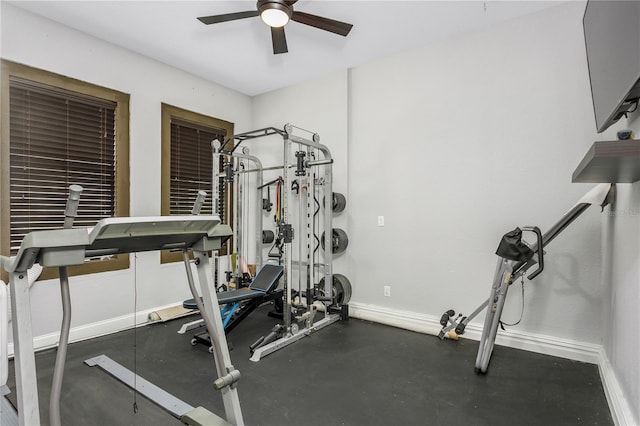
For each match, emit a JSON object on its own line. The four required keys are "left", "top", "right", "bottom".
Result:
{"left": 331, "top": 228, "right": 348, "bottom": 254}
{"left": 321, "top": 228, "right": 349, "bottom": 254}
{"left": 333, "top": 274, "right": 352, "bottom": 305}
{"left": 332, "top": 192, "right": 346, "bottom": 213}
{"left": 317, "top": 273, "right": 352, "bottom": 306}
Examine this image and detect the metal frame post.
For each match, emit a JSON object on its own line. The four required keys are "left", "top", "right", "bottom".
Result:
{"left": 233, "top": 156, "right": 241, "bottom": 278}
{"left": 286, "top": 127, "right": 333, "bottom": 315}
{"left": 186, "top": 249, "right": 244, "bottom": 425}
{"left": 9, "top": 271, "right": 40, "bottom": 426}
{"left": 475, "top": 258, "right": 515, "bottom": 374}
{"left": 212, "top": 141, "right": 221, "bottom": 216}
{"left": 282, "top": 131, "right": 293, "bottom": 331}
{"left": 308, "top": 168, "right": 316, "bottom": 303}
{"left": 230, "top": 149, "right": 264, "bottom": 272}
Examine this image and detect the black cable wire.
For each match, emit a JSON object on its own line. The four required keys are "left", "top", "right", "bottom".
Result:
{"left": 500, "top": 278, "right": 525, "bottom": 329}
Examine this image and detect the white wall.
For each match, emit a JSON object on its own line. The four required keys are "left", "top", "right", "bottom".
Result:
{"left": 602, "top": 107, "right": 640, "bottom": 424}
{"left": 348, "top": 2, "right": 608, "bottom": 344}
{"left": 1, "top": 3, "right": 252, "bottom": 340}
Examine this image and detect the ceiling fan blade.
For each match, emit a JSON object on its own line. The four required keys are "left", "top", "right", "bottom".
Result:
{"left": 271, "top": 26, "right": 288, "bottom": 54}
{"left": 285, "top": 0, "right": 299, "bottom": 5}
{"left": 197, "top": 10, "right": 259, "bottom": 25}
{"left": 291, "top": 11, "right": 353, "bottom": 36}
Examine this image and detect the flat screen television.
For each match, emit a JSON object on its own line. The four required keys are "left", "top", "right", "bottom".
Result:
{"left": 583, "top": 0, "right": 640, "bottom": 133}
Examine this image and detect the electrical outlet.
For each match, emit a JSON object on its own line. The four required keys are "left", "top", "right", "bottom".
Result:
{"left": 384, "top": 285, "right": 391, "bottom": 297}
{"left": 378, "top": 216, "right": 385, "bottom": 227}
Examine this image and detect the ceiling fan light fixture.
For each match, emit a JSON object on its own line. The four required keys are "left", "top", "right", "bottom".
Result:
{"left": 259, "top": 1, "right": 291, "bottom": 27}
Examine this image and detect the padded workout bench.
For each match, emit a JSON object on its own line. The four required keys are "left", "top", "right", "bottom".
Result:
{"left": 183, "top": 264, "right": 284, "bottom": 350}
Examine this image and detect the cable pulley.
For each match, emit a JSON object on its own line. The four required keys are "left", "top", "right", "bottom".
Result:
{"left": 262, "top": 230, "right": 275, "bottom": 244}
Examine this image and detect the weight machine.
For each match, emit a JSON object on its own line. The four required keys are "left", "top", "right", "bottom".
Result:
{"left": 0, "top": 185, "right": 242, "bottom": 426}
{"left": 192, "top": 124, "right": 351, "bottom": 362}
{"left": 438, "top": 183, "right": 615, "bottom": 374}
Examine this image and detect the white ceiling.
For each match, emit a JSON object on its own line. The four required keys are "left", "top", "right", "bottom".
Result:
{"left": 7, "top": 0, "right": 563, "bottom": 96}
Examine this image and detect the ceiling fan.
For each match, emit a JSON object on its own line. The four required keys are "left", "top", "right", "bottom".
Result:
{"left": 197, "top": 0, "right": 354, "bottom": 55}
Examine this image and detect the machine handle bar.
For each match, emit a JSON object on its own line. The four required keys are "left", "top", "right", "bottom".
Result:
{"left": 522, "top": 226, "right": 544, "bottom": 280}
{"left": 63, "top": 184, "right": 83, "bottom": 229}
{"left": 191, "top": 190, "right": 207, "bottom": 215}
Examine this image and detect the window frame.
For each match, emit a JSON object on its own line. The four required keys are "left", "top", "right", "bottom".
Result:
{"left": 0, "top": 60, "right": 130, "bottom": 281}
{"left": 160, "top": 103, "right": 233, "bottom": 264}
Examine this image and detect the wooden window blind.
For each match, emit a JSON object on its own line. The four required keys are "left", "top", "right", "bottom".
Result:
{"left": 170, "top": 118, "right": 225, "bottom": 216}
{"left": 8, "top": 77, "right": 117, "bottom": 255}
{"left": 160, "top": 103, "right": 233, "bottom": 263}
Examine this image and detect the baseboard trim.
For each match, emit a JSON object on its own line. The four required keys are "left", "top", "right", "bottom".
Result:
{"left": 8, "top": 302, "right": 184, "bottom": 356}
{"left": 348, "top": 302, "right": 600, "bottom": 363}
{"left": 597, "top": 347, "right": 639, "bottom": 426}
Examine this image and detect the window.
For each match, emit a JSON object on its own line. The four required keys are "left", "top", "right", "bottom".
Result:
{"left": 0, "top": 61, "right": 130, "bottom": 281}
{"left": 161, "top": 103, "right": 233, "bottom": 263}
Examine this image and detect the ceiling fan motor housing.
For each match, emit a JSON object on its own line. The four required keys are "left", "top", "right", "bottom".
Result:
{"left": 258, "top": 1, "right": 293, "bottom": 21}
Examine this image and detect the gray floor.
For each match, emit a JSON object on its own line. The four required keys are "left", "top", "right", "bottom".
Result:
{"left": 6, "top": 303, "right": 613, "bottom": 426}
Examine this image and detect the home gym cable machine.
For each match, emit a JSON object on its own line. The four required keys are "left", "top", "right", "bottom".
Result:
{"left": 204, "top": 123, "right": 351, "bottom": 362}
{"left": 438, "top": 183, "right": 615, "bottom": 374}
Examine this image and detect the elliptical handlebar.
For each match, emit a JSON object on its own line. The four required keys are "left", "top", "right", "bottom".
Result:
{"left": 520, "top": 226, "right": 544, "bottom": 280}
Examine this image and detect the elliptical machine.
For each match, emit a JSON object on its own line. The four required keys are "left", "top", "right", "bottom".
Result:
{"left": 439, "top": 227, "right": 543, "bottom": 374}
{"left": 476, "top": 227, "right": 543, "bottom": 374}
{"left": 438, "top": 183, "right": 615, "bottom": 375}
